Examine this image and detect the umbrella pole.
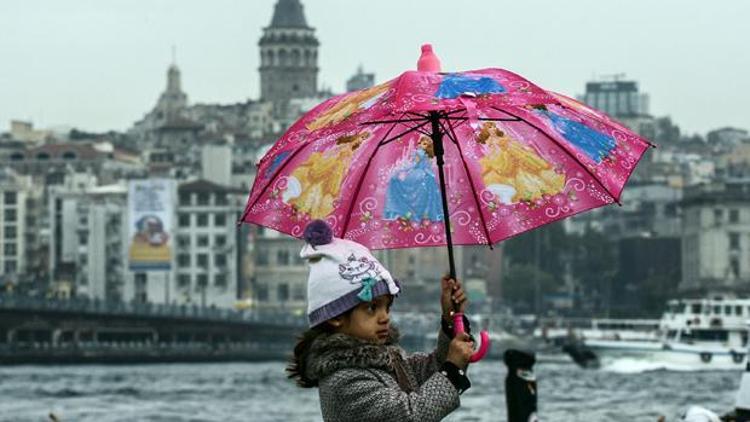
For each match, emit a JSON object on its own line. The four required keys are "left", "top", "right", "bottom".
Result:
{"left": 429, "top": 111, "right": 457, "bottom": 280}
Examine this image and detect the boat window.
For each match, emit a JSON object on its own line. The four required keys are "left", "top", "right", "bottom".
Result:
{"left": 691, "top": 304, "right": 702, "bottom": 314}
{"left": 667, "top": 330, "right": 677, "bottom": 340}
{"left": 736, "top": 306, "right": 743, "bottom": 316}
{"left": 677, "top": 303, "right": 686, "bottom": 313}
{"left": 713, "top": 305, "right": 721, "bottom": 315}
{"left": 743, "top": 332, "right": 749, "bottom": 347}
{"left": 725, "top": 305, "right": 732, "bottom": 315}
{"left": 681, "top": 329, "right": 728, "bottom": 342}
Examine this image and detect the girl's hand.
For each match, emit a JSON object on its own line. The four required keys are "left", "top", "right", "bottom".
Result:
{"left": 446, "top": 332, "right": 474, "bottom": 369}
{"left": 440, "top": 275, "right": 467, "bottom": 321}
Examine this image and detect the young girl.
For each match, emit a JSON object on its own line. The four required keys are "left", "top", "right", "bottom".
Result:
{"left": 287, "top": 220, "right": 475, "bottom": 422}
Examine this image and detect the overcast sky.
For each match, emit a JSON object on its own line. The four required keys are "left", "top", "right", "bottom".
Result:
{"left": 1, "top": 0, "right": 748, "bottom": 135}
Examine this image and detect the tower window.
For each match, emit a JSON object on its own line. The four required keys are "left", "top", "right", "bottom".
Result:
{"left": 292, "top": 84, "right": 299, "bottom": 92}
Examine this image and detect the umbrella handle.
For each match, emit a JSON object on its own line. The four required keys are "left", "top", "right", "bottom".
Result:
{"left": 453, "top": 312, "right": 490, "bottom": 363}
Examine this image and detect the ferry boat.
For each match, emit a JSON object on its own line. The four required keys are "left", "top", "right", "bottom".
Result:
{"left": 582, "top": 297, "right": 749, "bottom": 370}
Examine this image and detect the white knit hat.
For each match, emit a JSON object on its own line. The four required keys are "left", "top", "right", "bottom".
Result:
{"left": 301, "top": 220, "right": 400, "bottom": 327}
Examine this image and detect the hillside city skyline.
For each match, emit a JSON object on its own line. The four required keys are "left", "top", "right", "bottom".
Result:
{"left": 1, "top": 0, "right": 749, "bottom": 135}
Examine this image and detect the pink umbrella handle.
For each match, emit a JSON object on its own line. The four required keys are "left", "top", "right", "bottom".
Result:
{"left": 452, "top": 312, "right": 490, "bottom": 363}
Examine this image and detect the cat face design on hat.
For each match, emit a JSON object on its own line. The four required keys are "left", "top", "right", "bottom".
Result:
{"left": 338, "top": 253, "right": 382, "bottom": 285}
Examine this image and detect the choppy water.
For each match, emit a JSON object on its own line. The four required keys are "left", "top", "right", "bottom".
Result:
{"left": 0, "top": 357, "right": 740, "bottom": 422}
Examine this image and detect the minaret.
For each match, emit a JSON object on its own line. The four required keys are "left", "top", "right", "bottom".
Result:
{"left": 258, "top": 0, "right": 319, "bottom": 116}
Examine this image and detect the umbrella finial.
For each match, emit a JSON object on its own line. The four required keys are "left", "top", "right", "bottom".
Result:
{"left": 417, "top": 43, "right": 441, "bottom": 72}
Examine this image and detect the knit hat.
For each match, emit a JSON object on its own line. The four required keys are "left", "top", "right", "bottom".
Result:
{"left": 301, "top": 220, "right": 400, "bottom": 327}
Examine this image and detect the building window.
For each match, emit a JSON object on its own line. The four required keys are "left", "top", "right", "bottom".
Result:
{"left": 179, "top": 193, "right": 191, "bottom": 206}
{"left": 178, "top": 274, "right": 191, "bottom": 287}
{"left": 4, "top": 260, "right": 17, "bottom": 273}
{"left": 714, "top": 209, "right": 724, "bottom": 225}
{"left": 197, "top": 274, "right": 208, "bottom": 288}
{"left": 256, "top": 249, "right": 268, "bottom": 266}
{"left": 214, "top": 274, "right": 227, "bottom": 287}
{"left": 197, "top": 235, "right": 209, "bottom": 247}
{"left": 196, "top": 214, "right": 208, "bottom": 227}
{"left": 177, "top": 254, "right": 191, "bottom": 266}
{"left": 4, "top": 243, "right": 17, "bottom": 256}
{"left": 214, "top": 213, "right": 226, "bottom": 226}
{"left": 4, "top": 192, "right": 16, "bottom": 205}
{"left": 178, "top": 213, "right": 190, "bottom": 227}
{"left": 731, "top": 257, "right": 741, "bottom": 278}
{"left": 135, "top": 272, "right": 147, "bottom": 285}
{"left": 216, "top": 193, "right": 228, "bottom": 205}
{"left": 197, "top": 193, "right": 210, "bottom": 206}
{"left": 4, "top": 226, "right": 16, "bottom": 239}
{"left": 730, "top": 209, "right": 740, "bottom": 224}
{"left": 278, "top": 284, "right": 289, "bottom": 302}
{"left": 215, "top": 254, "right": 227, "bottom": 268}
{"left": 277, "top": 249, "right": 290, "bottom": 266}
{"left": 730, "top": 233, "right": 741, "bottom": 250}
{"left": 293, "top": 284, "right": 305, "bottom": 301}
{"left": 4, "top": 209, "right": 16, "bottom": 222}
{"left": 257, "top": 283, "right": 269, "bottom": 301}
{"left": 177, "top": 235, "right": 190, "bottom": 248}
{"left": 215, "top": 235, "right": 226, "bottom": 246}
{"left": 197, "top": 254, "right": 209, "bottom": 268}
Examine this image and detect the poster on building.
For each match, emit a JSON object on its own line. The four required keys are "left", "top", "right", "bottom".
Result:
{"left": 128, "top": 179, "right": 174, "bottom": 271}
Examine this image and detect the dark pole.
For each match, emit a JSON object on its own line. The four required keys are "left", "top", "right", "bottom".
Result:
{"left": 429, "top": 111, "right": 456, "bottom": 280}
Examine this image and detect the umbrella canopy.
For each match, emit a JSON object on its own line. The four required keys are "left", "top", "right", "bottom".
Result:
{"left": 240, "top": 63, "right": 652, "bottom": 252}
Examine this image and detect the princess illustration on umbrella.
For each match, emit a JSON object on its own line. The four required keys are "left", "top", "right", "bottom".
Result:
{"left": 476, "top": 122, "right": 565, "bottom": 204}
{"left": 306, "top": 82, "right": 391, "bottom": 131}
{"left": 383, "top": 136, "right": 444, "bottom": 222}
{"left": 530, "top": 104, "right": 617, "bottom": 164}
{"left": 283, "top": 131, "right": 370, "bottom": 218}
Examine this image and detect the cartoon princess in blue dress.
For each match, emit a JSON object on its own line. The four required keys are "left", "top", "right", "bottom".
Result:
{"left": 383, "top": 136, "right": 444, "bottom": 222}
{"left": 531, "top": 104, "right": 616, "bottom": 163}
{"left": 435, "top": 73, "right": 506, "bottom": 99}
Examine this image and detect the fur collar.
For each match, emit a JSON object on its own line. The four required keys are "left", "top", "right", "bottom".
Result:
{"left": 305, "top": 326, "right": 402, "bottom": 382}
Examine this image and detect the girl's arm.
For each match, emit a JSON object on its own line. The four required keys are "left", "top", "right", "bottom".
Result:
{"left": 403, "top": 328, "right": 451, "bottom": 384}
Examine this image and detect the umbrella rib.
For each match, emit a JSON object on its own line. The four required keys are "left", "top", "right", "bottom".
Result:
{"left": 380, "top": 120, "right": 432, "bottom": 146}
{"left": 361, "top": 117, "right": 430, "bottom": 125}
{"left": 339, "top": 119, "right": 418, "bottom": 237}
{"left": 440, "top": 116, "right": 494, "bottom": 248}
{"left": 442, "top": 116, "right": 521, "bottom": 122}
{"left": 491, "top": 106, "right": 622, "bottom": 206}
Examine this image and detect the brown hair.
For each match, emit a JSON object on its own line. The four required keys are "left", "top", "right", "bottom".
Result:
{"left": 418, "top": 136, "right": 435, "bottom": 158}
{"left": 335, "top": 131, "right": 370, "bottom": 150}
{"left": 475, "top": 122, "right": 505, "bottom": 144}
{"left": 286, "top": 308, "right": 353, "bottom": 388}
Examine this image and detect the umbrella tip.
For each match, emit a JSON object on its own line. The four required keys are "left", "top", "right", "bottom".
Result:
{"left": 417, "top": 43, "right": 441, "bottom": 72}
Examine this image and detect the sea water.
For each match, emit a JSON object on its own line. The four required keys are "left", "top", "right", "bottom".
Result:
{"left": 0, "top": 357, "right": 740, "bottom": 421}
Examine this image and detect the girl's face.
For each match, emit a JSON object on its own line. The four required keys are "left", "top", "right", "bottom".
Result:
{"left": 336, "top": 295, "right": 393, "bottom": 344}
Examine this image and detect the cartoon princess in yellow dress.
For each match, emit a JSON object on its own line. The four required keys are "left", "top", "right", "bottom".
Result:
{"left": 283, "top": 132, "right": 370, "bottom": 218}
{"left": 476, "top": 122, "right": 565, "bottom": 204}
{"left": 306, "top": 82, "right": 390, "bottom": 131}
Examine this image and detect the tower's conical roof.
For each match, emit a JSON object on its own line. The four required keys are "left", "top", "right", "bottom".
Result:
{"left": 269, "top": 0, "right": 309, "bottom": 28}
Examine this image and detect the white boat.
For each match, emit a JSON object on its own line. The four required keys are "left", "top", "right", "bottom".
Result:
{"left": 583, "top": 297, "right": 749, "bottom": 370}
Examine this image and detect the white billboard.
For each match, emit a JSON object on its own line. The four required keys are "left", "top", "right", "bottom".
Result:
{"left": 127, "top": 179, "right": 174, "bottom": 271}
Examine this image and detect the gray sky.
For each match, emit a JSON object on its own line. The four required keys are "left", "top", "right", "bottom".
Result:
{"left": 1, "top": 0, "right": 748, "bottom": 135}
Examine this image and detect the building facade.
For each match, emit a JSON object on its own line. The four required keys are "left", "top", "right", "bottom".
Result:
{"left": 681, "top": 180, "right": 750, "bottom": 294}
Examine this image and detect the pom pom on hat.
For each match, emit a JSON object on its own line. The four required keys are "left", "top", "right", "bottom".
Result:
{"left": 303, "top": 219, "right": 333, "bottom": 247}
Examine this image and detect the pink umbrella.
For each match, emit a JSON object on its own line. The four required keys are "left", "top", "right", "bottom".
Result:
{"left": 240, "top": 44, "right": 652, "bottom": 362}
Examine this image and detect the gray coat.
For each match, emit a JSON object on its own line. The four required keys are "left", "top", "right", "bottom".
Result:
{"left": 305, "top": 327, "right": 460, "bottom": 422}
